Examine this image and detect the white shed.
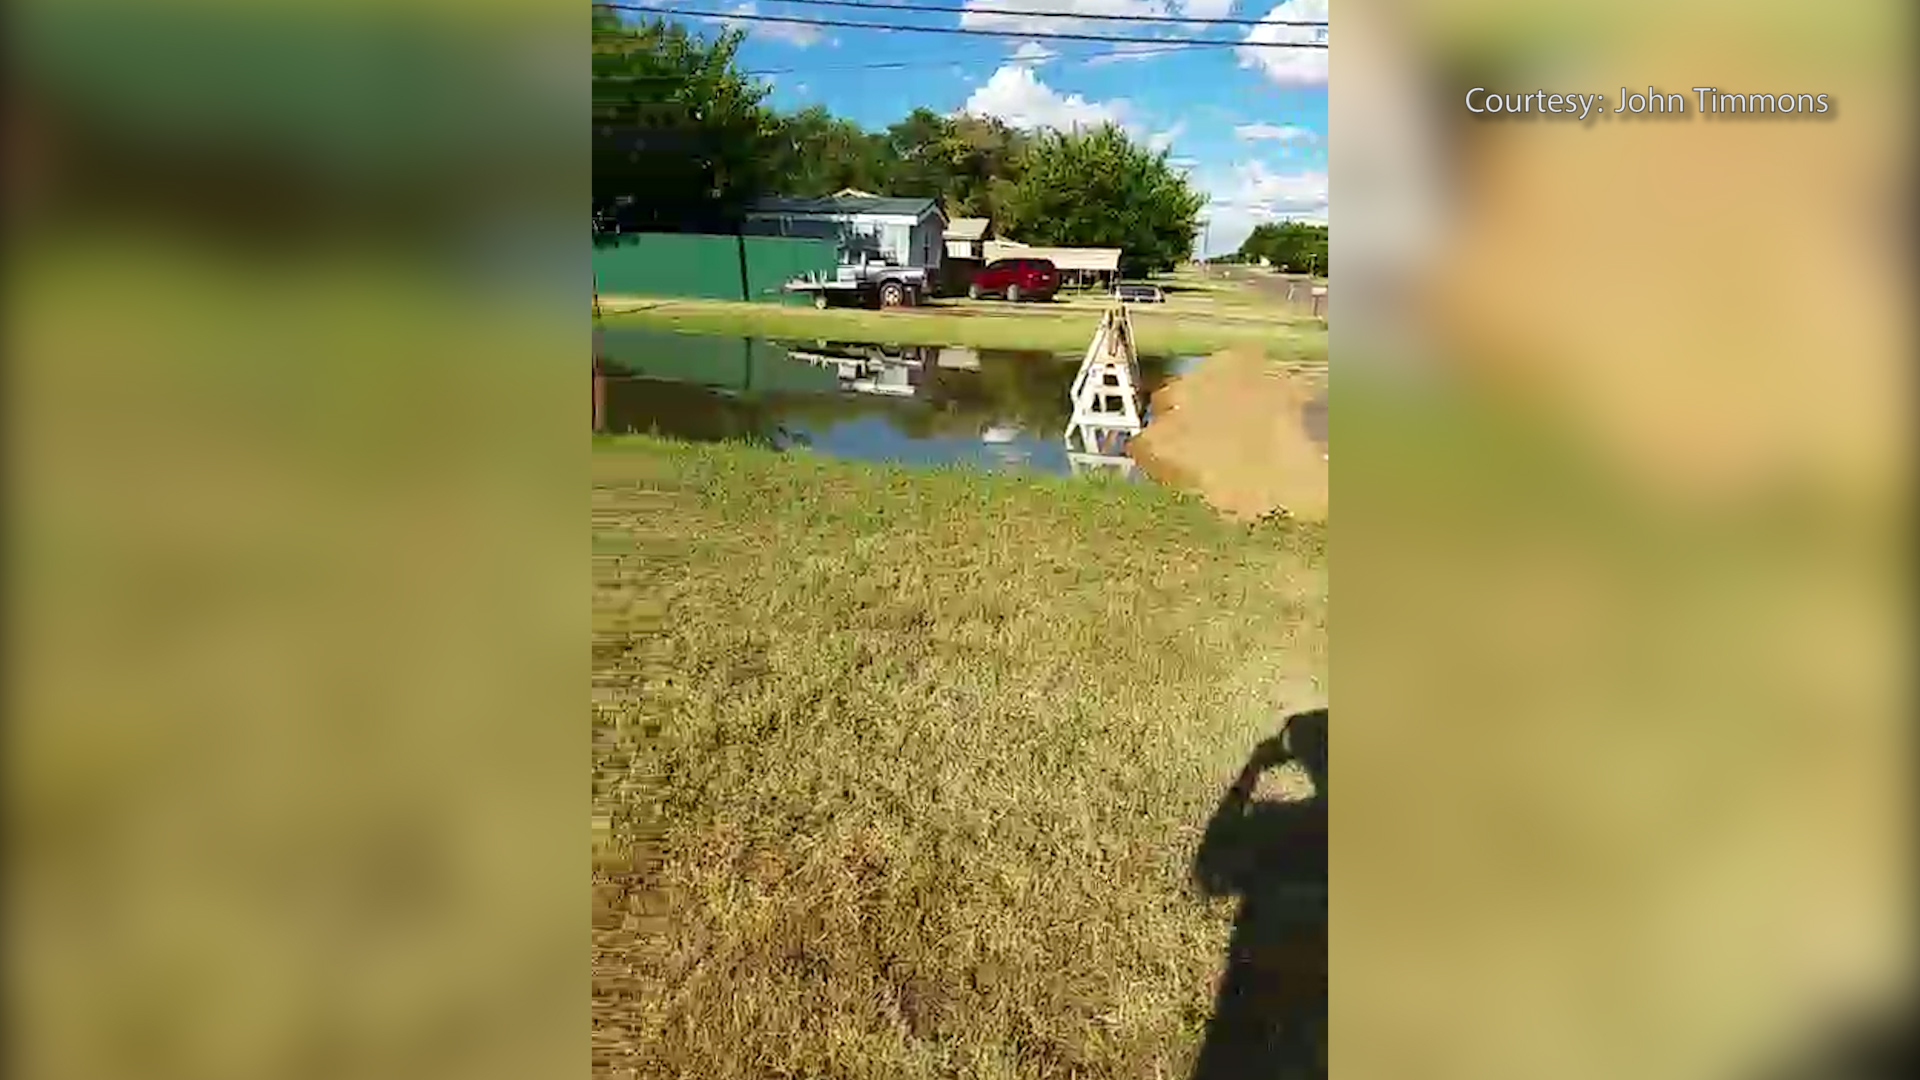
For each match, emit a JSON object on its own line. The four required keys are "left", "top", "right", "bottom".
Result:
{"left": 944, "top": 217, "right": 993, "bottom": 260}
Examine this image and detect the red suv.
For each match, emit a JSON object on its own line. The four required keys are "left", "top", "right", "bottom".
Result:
{"left": 969, "top": 257, "right": 1058, "bottom": 302}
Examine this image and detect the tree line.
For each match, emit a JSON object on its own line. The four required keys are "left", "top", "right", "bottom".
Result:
{"left": 593, "top": 13, "right": 1205, "bottom": 275}
{"left": 1228, "top": 221, "right": 1328, "bottom": 276}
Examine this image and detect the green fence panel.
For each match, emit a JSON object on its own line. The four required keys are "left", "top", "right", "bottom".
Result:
{"left": 593, "top": 234, "right": 745, "bottom": 300}
{"left": 597, "top": 325, "right": 748, "bottom": 386}
{"left": 590, "top": 233, "right": 840, "bottom": 304}
{"left": 596, "top": 324, "right": 842, "bottom": 396}
{"left": 742, "top": 236, "right": 840, "bottom": 306}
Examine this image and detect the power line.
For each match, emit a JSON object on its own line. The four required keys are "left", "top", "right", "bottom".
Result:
{"left": 651, "top": 0, "right": 1325, "bottom": 28}
{"left": 595, "top": 39, "right": 1211, "bottom": 78}
{"left": 592, "top": 3, "right": 1328, "bottom": 47}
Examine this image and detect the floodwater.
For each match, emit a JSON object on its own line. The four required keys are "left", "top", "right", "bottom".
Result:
{"left": 593, "top": 325, "right": 1193, "bottom": 476}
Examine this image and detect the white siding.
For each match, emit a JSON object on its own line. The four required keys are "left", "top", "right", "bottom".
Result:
{"left": 881, "top": 222, "right": 913, "bottom": 264}
{"left": 743, "top": 210, "right": 943, "bottom": 268}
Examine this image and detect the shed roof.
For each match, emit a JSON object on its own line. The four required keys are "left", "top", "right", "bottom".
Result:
{"left": 746, "top": 194, "right": 943, "bottom": 219}
{"left": 945, "top": 217, "right": 992, "bottom": 241}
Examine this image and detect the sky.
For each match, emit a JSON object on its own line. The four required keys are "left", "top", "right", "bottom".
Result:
{"left": 625, "top": 0, "right": 1328, "bottom": 256}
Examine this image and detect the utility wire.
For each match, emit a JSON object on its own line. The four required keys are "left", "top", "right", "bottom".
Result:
{"left": 649, "top": 0, "right": 1325, "bottom": 28}
{"left": 592, "top": 3, "right": 1328, "bottom": 47}
{"left": 596, "top": 40, "right": 1209, "bottom": 77}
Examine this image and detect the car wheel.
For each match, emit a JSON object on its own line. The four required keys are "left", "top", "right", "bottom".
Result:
{"left": 967, "top": 284, "right": 982, "bottom": 300}
{"left": 1007, "top": 284, "right": 1023, "bottom": 303}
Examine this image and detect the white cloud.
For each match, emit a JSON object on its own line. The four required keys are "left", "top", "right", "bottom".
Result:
{"left": 962, "top": 2, "right": 1240, "bottom": 65}
{"left": 1009, "top": 40, "right": 1059, "bottom": 67}
{"left": 1233, "top": 122, "right": 1320, "bottom": 143}
{"left": 723, "top": 2, "right": 826, "bottom": 47}
{"left": 961, "top": 66, "right": 1130, "bottom": 131}
{"left": 963, "top": 1, "right": 1181, "bottom": 64}
{"left": 1197, "top": 161, "right": 1327, "bottom": 254}
{"left": 1146, "top": 120, "right": 1187, "bottom": 153}
{"left": 959, "top": 0, "right": 1176, "bottom": 37}
{"left": 1168, "top": 0, "right": 1239, "bottom": 34}
{"left": 1239, "top": 0, "right": 1329, "bottom": 86}
{"left": 1086, "top": 41, "right": 1179, "bottom": 65}
{"left": 1176, "top": 0, "right": 1238, "bottom": 17}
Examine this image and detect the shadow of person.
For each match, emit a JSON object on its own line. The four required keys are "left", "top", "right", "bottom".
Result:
{"left": 1190, "top": 708, "right": 1328, "bottom": 1080}
{"left": 1744, "top": 1001, "right": 1916, "bottom": 1080}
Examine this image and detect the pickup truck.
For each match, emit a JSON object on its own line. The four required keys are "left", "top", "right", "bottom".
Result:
{"left": 783, "top": 254, "right": 931, "bottom": 309}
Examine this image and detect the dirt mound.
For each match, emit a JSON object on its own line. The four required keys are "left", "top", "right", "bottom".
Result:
{"left": 1129, "top": 347, "right": 1327, "bottom": 522}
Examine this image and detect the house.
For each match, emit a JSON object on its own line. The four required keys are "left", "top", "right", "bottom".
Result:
{"left": 981, "top": 239, "right": 1123, "bottom": 290}
{"left": 742, "top": 193, "right": 947, "bottom": 272}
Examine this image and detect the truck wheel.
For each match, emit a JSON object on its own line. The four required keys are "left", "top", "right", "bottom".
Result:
{"left": 967, "top": 284, "right": 982, "bottom": 301}
{"left": 1006, "top": 284, "right": 1023, "bottom": 303}
{"left": 880, "top": 281, "right": 905, "bottom": 307}
{"left": 812, "top": 291, "right": 829, "bottom": 310}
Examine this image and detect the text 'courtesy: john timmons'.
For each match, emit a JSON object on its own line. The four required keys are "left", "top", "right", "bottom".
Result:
{"left": 1465, "top": 86, "right": 1833, "bottom": 122}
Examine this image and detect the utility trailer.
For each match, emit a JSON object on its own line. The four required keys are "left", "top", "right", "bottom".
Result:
{"left": 782, "top": 254, "right": 931, "bottom": 310}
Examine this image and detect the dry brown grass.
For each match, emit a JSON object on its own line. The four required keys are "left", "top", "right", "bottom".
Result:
{"left": 1131, "top": 348, "right": 1330, "bottom": 523}
{"left": 592, "top": 438, "right": 1326, "bottom": 1078}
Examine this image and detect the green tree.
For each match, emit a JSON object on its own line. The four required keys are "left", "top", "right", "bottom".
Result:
{"left": 766, "top": 106, "right": 895, "bottom": 197}
{"left": 592, "top": 12, "right": 774, "bottom": 233}
{"left": 1238, "top": 220, "right": 1328, "bottom": 275}
{"left": 883, "top": 107, "right": 957, "bottom": 201}
{"left": 944, "top": 115, "right": 1031, "bottom": 220}
{"left": 877, "top": 109, "right": 1029, "bottom": 219}
{"left": 1000, "top": 124, "right": 1204, "bottom": 276}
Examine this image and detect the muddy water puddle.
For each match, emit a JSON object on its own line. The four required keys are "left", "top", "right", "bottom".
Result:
{"left": 593, "top": 326, "right": 1193, "bottom": 476}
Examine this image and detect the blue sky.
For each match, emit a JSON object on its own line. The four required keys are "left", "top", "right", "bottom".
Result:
{"left": 627, "top": 1, "right": 1328, "bottom": 255}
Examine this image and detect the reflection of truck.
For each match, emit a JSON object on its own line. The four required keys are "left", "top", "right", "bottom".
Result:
{"left": 783, "top": 253, "right": 931, "bottom": 310}
{"left": 783, "top": 340, "right": 935, "bottom": 366}
{"left": 786, "top": 344, "right": 926, "bottom": 397}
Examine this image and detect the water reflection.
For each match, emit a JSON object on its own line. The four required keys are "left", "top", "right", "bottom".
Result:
{"left": 593, "top": 327, "right": 1184, "bottom": 476}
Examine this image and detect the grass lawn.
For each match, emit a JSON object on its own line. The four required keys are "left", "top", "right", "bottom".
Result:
{"left": 596, "top": 295, "right": 1325, "bottom": 359}
{"left": 593, "top": 437, "right": 1326, "bottom": 1078}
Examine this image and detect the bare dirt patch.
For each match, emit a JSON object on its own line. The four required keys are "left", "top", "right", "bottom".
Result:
{"left": 1129, "top": 347, "right": 1328, "bottom": 522}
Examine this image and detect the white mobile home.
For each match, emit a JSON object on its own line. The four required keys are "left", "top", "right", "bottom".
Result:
{"left": 743, "top": 193, "right": 947, "bottom": 271}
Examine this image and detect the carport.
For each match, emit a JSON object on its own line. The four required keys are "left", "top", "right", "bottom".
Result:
{"left": 981, "top": 241, "right": 1122, "bottom": 291}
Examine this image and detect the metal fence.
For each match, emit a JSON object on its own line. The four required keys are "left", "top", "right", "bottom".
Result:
{"left": 591, "top": 232, "right": 838, "bottom": 304}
